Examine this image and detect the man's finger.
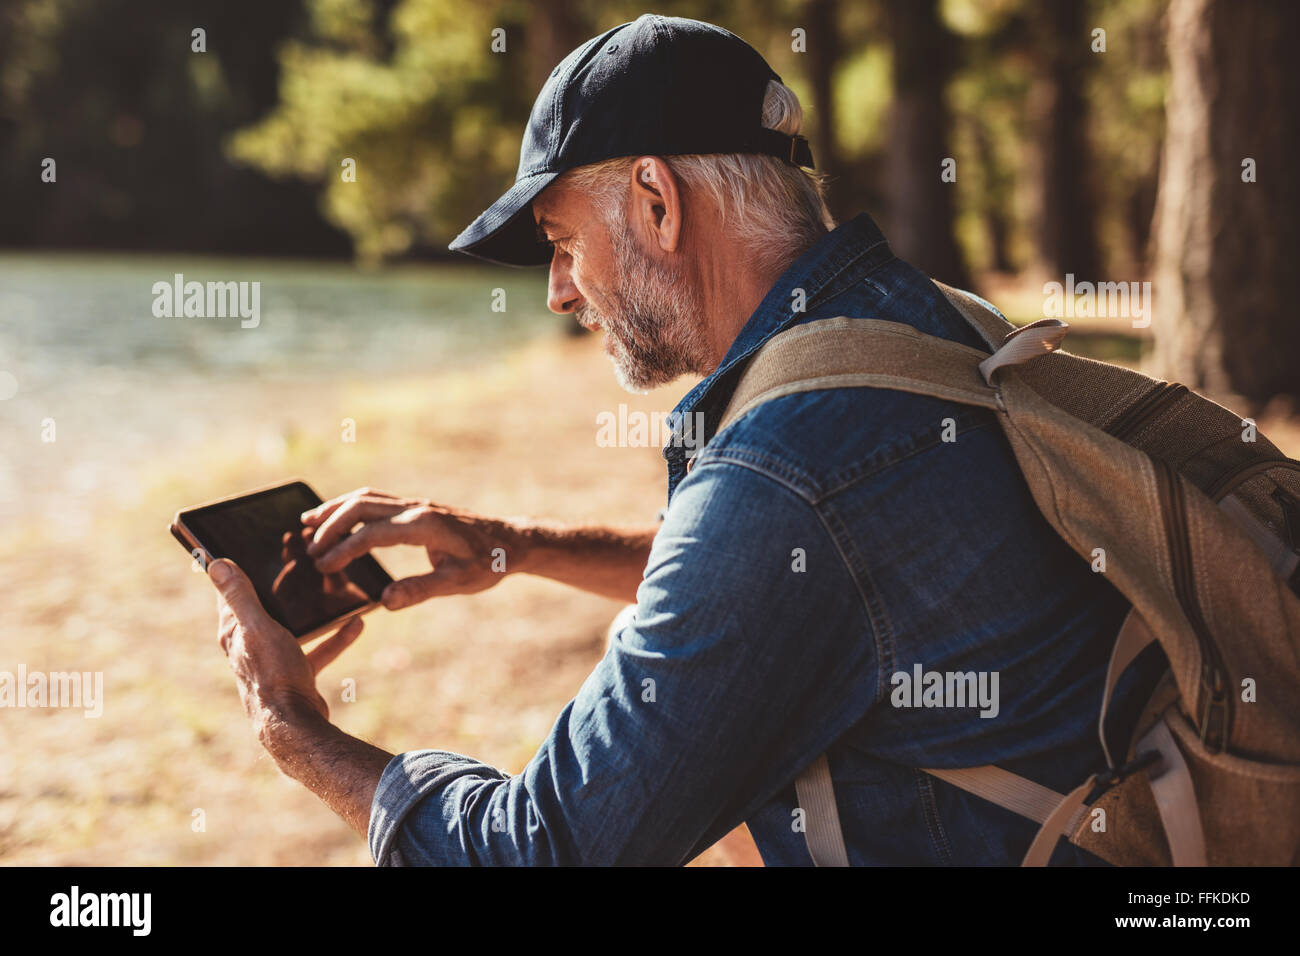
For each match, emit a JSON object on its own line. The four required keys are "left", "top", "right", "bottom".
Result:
{"left": 382, "top": 569, "right": 465, "bottom": 609}
{"left": 300, "top": 487, "right": 398, "bottom": 528}
{"left": 208, "top": 558, "right": 270, "bottom": 626}
{"left": 300, "top": 487, "right": 379, "bottom": 526}
{"left": 315, "top": 518, "right": 416, "bottom": 573}
{"left": 307, "top": 616, "right": 365, "bottom": 674}
{"left": 307, "top": 497, "right": 407, "bottom": 556}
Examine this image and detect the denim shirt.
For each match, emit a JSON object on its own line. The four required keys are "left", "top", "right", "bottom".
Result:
{"left": 368, "top": 212, "right": 1161, "bottom": 866}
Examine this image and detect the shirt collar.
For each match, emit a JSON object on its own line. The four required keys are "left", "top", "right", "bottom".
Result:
{"left": 663, "top": 212, "right": 894, "bottom": 453}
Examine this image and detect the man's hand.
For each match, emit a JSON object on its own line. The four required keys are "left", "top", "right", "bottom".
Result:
{"left": 302, "top": 486, "right": 659, "bottom": 606}
{"left": 302, "top": 488, "right": 527, "bottom": 609}
{"left": 210, "top": 557, "right": 363, "bottom": 733}
{"left": 208, "top": 557, "right": 393, "bottom": 837}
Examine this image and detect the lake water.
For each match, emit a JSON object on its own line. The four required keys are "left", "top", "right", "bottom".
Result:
{"left": 0, "top": 253, "right": 562, "bottom": 524}
{"left": 0, "top": 252, "right": 560, "bottom": 380}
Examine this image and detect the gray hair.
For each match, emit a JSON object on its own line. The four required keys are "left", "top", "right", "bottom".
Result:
{"left": 559, "top": 80, "right": 835, "bottom": 281}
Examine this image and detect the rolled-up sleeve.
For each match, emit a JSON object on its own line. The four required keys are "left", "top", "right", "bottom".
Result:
{"left": 368, "top": 458, "right": 878, "bottom": 865}
{"left": 368, "top": 751, "right": 510, "bottom": 866}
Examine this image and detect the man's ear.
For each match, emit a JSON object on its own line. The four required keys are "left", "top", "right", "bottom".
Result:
{"left": 629, "top": 156, "right": 682, "bottom": 254}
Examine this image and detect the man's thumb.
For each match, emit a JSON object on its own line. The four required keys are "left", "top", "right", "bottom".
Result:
{"left": 208, "top": 558, "right": 261, "bottom": 617}
{"left": 208, "top": 557, "right": 235, "bottom": 585}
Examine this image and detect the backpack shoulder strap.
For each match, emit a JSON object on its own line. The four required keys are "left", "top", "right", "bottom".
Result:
{"left": 716, "top": 313, "right": 1070, "bottom": 436}
{"left": 931, "top": 279, "right": 1016, "bottom": 349}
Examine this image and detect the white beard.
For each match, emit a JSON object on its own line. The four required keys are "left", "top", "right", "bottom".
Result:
{"left": 577, "top": 223, "right": 711, "bottom": 393}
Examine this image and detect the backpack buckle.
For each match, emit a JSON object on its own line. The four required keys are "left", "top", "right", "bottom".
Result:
{"left": 978, "top": 318, "right": 1069, "bottom": 385}
{"left": 1087, "top": 749, "right": 1161, "bottom": 802}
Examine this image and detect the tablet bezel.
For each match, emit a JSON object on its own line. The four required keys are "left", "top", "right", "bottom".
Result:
{"left": 171, "top": 479, "right": 392, "bottom": 641}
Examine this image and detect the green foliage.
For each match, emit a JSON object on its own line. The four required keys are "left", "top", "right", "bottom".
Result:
{"left": 4, "top": 0, "right": 1172, "bottom": 274}
{"left": 226, "top": 0, "right": 852, "bottom": 262}
{"left": 944, "top": 0, "right": 1167, "bottom": 275}
{"left": 228, "top": 0, "right": 535, "bottom": 261}
{"left": 0, "top": 0, "right": 353, "bottom": 255}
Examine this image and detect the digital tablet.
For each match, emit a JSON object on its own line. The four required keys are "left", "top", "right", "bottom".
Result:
{"left": 170, "top": 479, "right": 393, "bottom": 640}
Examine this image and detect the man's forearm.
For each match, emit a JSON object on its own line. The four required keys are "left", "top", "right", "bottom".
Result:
{"left": 246, "top": 517, "right": 656, "bottom": 842}
{"left": 509, "top": 521, "right": 657, "bottom": 603}
{"left": 257, "top": 699, "right": 394, "bottom": 837}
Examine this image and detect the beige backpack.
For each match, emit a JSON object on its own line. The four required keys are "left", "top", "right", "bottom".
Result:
{"left": 715, "top": 282, "right": 1300, "bottom": 866}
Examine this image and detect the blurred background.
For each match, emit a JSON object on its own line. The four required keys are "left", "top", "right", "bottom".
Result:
{"left": 0, "top": 0, "right": 1296, "bottom": 865}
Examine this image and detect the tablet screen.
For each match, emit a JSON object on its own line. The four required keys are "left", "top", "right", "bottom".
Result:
{"left": 178, "top": 481, "right": 391, "bottom": 637}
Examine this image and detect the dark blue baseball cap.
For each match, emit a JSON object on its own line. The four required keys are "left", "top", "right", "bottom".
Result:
{"left": 448, "top": 14, "right": 815, "bottom": 266}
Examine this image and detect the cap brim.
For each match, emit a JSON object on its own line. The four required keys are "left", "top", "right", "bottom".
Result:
{"left": 448, "top": 170, "right": 560, "bottom": 267}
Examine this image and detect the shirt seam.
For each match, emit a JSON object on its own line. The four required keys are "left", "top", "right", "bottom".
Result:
{"left": 798, "top": 239, "right": 893, "bottom": 314}
{"left": 814, "top": 412, "right": 1000, "bottom": 502}
{"left": 683, "top": 457, "right": 886, "bottom": 708}
{"left": 696, "top": 403, "right": 998, "bottom": 505}
{"left": 913, "top": 768, "right": 955, "bottom": 865}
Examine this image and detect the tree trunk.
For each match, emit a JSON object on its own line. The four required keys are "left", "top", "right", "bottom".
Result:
{"left": 526, "top": 0, "right": 584, "bottom": 94}
{"left": 1150, "top": 0, "right": 1300, "bottom": 406}
{"left": 1027, "top": 0, "right": 1101, "bottom": 280}
{"left": 973, "top": 120, "right": 1014, "bottom": 273}
{"left": 882, "top": 0, "right": 971, "bottom": 289}
{"left": 804, "top": 0, "right": 841, "bottom": 215}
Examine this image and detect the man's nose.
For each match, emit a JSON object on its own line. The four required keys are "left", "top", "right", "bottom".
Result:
{"left": 547, "top": 254, "right": 583, "bottom": 315}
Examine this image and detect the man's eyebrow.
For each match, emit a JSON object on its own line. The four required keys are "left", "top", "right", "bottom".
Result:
{"left": 535, "top": 215, "right": 563, "bottom": 240}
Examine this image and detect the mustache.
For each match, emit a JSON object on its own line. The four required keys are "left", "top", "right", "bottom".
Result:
{"left": 575, "top": 303, "right": 605, "bottom": 329}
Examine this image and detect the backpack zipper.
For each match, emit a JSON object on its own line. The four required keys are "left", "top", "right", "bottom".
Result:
{"left": 1205, "top": 457, "right": 1300, "bottom": 502}
{"left": 1114, "top": 382, "right": 1233, "bottom": 748}
{"left": 1154, "top": 459, "right": 1231, "bottom": 752}
{"left": 1107, "top": 382, "right": 1188, "bottom": 442}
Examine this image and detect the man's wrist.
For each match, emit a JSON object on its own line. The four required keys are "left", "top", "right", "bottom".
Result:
{"left": 495, "top": 519, "right": 657, "bottom": 602}
{"left": 250, "top": 689, "right": 394, "bottom": 837}
{"left": 501, "top": 518, "right": 545, "bottom": 576}
{"left": 254, "top": 692, "right": 334, "bottom": 773}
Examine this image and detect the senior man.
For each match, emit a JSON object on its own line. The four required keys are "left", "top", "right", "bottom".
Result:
{"left": 209, "top": 15, "right": 1163, "bottom": 865}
